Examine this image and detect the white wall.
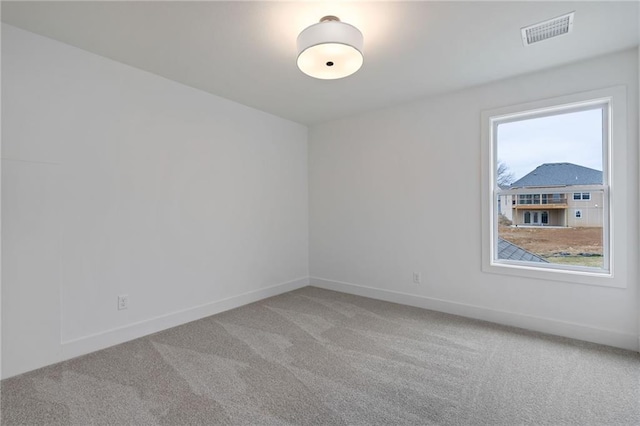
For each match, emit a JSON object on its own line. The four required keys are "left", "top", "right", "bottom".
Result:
{"left": 1, "top": 24, "right": 309, "bottom": 378}
{"left": 309, "top": 48, "right": 639, "bottom": 350}
{"left": 2, "top": 24, "right": 637, "bottom": 381}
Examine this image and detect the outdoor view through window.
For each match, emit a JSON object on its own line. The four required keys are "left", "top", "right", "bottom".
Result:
{"left": 495, "top": 105, "right": 607, "bottom": 271}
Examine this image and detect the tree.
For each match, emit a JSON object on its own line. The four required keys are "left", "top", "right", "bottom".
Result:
{"left": 497, "top": 160, "right": 515, "bottom": 189}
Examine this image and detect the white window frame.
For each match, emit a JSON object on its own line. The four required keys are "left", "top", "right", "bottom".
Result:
{"left": 481, "top": 86, "right": 628, "bottom": 288}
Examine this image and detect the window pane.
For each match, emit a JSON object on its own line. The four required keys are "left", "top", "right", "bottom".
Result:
{"left": 495, "top": 107, "right": 605, "bottom": 270}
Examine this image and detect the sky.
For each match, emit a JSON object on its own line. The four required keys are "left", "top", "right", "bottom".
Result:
{"left": 497, "top": 108, "right": 603, "bottom": 181}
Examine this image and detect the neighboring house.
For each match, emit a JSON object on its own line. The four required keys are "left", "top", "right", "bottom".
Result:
{"left": 499, "top": 163, "right": 603, "bottom": 227}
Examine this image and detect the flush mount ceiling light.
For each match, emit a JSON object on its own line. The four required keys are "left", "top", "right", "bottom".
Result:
{"left": 297, "top": 16, "right": 364, "bottom": 80}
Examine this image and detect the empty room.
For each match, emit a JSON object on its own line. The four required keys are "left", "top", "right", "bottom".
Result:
{"left": 1, "top": 1, "right": 639, "bottom": 425}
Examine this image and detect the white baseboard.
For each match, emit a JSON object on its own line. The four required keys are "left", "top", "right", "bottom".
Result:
{"left": 310, "top": 277, "right": 639, "bottom": 352}
{"left": 60, "top": 277, "right": 309, "bottom": 362}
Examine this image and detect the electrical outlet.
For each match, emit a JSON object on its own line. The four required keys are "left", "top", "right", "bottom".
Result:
{"left": 118, "top": 294, "right": 129, "bottom": 310}
{"left": 413, "top": 272, "right": 421, "bottom": 284}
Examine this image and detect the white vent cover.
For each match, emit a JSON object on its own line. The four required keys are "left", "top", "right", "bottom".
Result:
{"left": 521, "top": 12, "right": 574, "bottom": 46}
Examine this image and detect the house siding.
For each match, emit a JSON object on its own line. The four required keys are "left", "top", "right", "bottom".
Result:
{"left": 567, "top": 192, "right": 604, "bottom": 227}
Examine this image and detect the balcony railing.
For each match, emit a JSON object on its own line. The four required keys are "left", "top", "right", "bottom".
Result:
{"left": 512, "top": 194, "right": 568, "bottom": 206}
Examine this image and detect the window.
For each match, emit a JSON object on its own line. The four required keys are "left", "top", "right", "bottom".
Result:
{"left": 541, "top": 211, "right": 549, "bottom": 224}
{"left": 481, "top": 87, "right": 626, "bottom": 284}
{"left": 573, "top": 192, "right": 591, "bottom": 200}
{"left": 493, "top": 103, "right": 607, "bottom": 272}
{"left": 519, "top": 194, "right": 533, "bottom": 205}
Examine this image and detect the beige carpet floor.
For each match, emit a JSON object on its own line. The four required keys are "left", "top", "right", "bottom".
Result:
{"left": 2, "top": 286, "right": 639, "bottom": 425}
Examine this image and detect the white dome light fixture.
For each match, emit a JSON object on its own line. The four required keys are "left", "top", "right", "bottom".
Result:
{"left": 297, "top": 16, "right": 364, "bottom": 80}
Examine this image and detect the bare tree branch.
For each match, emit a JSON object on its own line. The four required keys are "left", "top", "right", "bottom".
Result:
{"left": 497, "top": 160, "right": 515, "bottom": 189}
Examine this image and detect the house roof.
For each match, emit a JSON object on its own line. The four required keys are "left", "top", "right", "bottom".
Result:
{"left": 497, "top": 238, "right": 548, "bottom": 263}
{"left": 510, "top": 163, "right": 602, "bottom": 188}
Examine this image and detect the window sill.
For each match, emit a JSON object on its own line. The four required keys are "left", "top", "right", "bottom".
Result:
{"left": 482, "top": 260, "right": 625, "bottom": 289}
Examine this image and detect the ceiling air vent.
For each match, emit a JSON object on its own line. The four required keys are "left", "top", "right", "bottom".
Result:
{"left": 521, "top": 12, "right": 574, "bottom": 46}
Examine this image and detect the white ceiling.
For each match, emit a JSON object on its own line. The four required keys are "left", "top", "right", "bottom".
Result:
{"left": 2, "top": 1, "right": 638, "bottom": 125}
